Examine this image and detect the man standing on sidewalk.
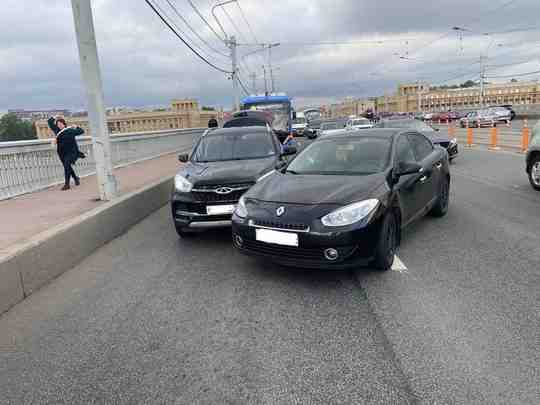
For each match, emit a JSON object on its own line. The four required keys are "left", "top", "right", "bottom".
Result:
{"left": 47, "top": 116, "right": 85, "bottom": 190}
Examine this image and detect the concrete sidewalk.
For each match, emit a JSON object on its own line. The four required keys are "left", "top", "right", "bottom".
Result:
{"left": 0, "top": 153, "right": 182, "bottom": 254}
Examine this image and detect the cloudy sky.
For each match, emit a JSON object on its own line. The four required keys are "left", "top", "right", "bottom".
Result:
{"left": 1, "top": 0, "right": 540, "bottom": 111}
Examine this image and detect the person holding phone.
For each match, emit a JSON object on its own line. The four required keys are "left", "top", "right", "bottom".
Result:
{"left": 47, "top": 116, "right": 85, "bottom": 190}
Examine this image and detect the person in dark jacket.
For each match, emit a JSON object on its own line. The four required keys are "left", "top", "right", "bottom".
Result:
{"left": 48, "top": 116, "right": 85, "bottom": 190}
{"left": 208, "top": 118, "right": 218, "bottom": 128}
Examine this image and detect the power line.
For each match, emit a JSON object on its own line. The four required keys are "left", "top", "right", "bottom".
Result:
{"left": 236, "top": 1, "right": 258, "bottom": 43}
{"left": 236, "top": 74, "right": 250, "bottom": 96}
{"left": 488, "top": 69, "right": 540, "bottom": 79}
{"left": 165, "top": 0, "right": 229, "bottom": 58}
{"left": 145, "top": 0, "right": 231, "bottom": 73}
{"left": 185, "top": 0, "right": 224, "bottom": 42}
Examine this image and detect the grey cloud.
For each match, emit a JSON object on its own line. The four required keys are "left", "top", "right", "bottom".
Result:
{"left": 1, "top": 0, "right": 540, "bottom": 111}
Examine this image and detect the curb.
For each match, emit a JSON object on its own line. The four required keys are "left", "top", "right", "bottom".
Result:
{"left": 0, "top": 176, "right": 173, "bottom": 315}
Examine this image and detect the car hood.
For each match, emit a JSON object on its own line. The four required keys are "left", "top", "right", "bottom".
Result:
{"left": 247, "top": 171, "right": 387, "bottom": 205}
{"left": 180, "top": 157, "right": 275, "bottom": 185}
{"left": 422, "top": 131, "right": 452, "bottom": 144}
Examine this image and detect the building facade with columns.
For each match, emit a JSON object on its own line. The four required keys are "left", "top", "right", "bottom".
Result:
{"left": 35, "top": 99, "right": 221, "bottom": 139}
{"left": 376, "top": 81, "right": 540, "bottom": 114}
{"left": 320, "top": 97, "right": 376, "bottom": 119}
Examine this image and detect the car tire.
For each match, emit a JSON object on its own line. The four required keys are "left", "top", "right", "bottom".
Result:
{"left": 175, "top": 224, "right": 195, "bottom": 238}
{"left": 430, "top": 176, "right": 450, "bottom": 217}
{"left": 528, "top": 155, "right": 540, "bottom": 191}
{"left": 372, "top": 212, "right": 398, "bottom": 271}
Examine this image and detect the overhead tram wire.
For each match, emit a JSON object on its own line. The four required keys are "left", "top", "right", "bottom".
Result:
{"left": 185, "top": 0, "right": 225, "bottom": 42}
{"left": 152, "top": 0, "right": 229, "bottom": 66}
{"left": 488, "top": 69, "right": 540, "bottom": 79}
{"left": 236, "top": 74, "right": 250, "bottom": 96}
{"left": 144, "top": 0, "right": 231, "bottom": 74}
{"left": 235, "top": 1, "right": 267, "bottom": 79}
{"left": 164, "top": 0, "right": 229, "bottom": 58}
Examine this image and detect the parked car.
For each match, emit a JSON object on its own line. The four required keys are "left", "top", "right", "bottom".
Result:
{"left": 292, "top": 114, "right": 308, "bottom": 137}
{"left": 171, "top": 127, "right": 296, "bottom": 237}
{"left": 488, "top": 106, "right": 512, "bottom": 123}
{"left": 459, "top": 110, "right": 498, "bottom": 128}
{"left": 346, "top": 117, "right": 373, "bottom": 130}
{"left": 496, "top": 104, "right": 516, "bottom": 120}
{"left": 232, "top": 129, "right": 450, "bottom": 270}
{"left": 377, "top": 118, "right": 459, "bottom": 161}
{"left": 525, "top": 120, "right": 540, "bottom": 190}
{"left": 320, "top": 121, "right": 345, "bottom": 137}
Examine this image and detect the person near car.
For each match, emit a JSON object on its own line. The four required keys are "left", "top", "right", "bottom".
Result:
{"left": 47, "top": 116, "right": 85, "bottom": 190}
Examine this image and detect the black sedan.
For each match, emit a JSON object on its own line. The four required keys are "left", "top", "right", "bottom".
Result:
{"left": 232, "top": 129, "right": 450, "bottom": 270}
{"left": 377, "top": 118, "right": 458, "bottom": 161}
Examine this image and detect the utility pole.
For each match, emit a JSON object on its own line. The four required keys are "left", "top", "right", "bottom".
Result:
{"left": 71, "top": 0, "right": 117, "bottom": 200}
{"left": 262, "top": 65, "right": 268, "bottom": 95}
{"left": 479, "top": 56, "right": 485, "bottom": 107}
{"left": 228, "top": 35, "right": 239, "bottom": 111}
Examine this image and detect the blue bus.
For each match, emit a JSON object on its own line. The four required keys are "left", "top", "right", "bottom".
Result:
{"left": 240, "top": 95, "right": 293, "bottom": 141}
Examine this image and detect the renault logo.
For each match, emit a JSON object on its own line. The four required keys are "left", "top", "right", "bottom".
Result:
{"left": 215, "top": 187, "right": 234, "bottom": 194}
{"left": 276, "top": 206, "right": 285, "bottom": 217}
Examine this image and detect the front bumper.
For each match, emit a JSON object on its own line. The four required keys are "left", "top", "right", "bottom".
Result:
{"left": 171, "top": 192, "right": 240, "bottom": 229}
{"left": 232, "top": 215, "right": 382, "bottom": 269}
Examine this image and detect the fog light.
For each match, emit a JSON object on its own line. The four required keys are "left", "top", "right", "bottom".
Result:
{"left": 234, "top": 235, "right": 243, "bottom": 247}
{"left": 324, "top": 248, "right": 339, "bottom": 261}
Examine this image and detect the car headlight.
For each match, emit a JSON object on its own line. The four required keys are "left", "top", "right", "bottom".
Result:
{"left": 235, "top": 196, "right": 248, "bottom": 218}
{"left": 321, "top": 199, "right": 379, "bottom": 227}
{"left": 450, "top": 138, "right": 457, "bottom": 145}
{"left": 174, "top": 174, "right": 193, "bottom": 192}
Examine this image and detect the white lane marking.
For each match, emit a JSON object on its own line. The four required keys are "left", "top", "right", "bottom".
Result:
{"left": 392, "top": 255, "right": 408, "bottom": 273}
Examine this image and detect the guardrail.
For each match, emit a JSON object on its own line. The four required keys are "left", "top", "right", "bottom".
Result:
{"left": 0, "top": 128, "right": 205, "bottom": 200}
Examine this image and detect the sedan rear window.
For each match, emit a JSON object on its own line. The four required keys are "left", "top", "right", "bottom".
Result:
{"left": 287, "top": 137, "right": 391, "bottom": 175}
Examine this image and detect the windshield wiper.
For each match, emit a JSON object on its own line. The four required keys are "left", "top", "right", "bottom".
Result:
{"left": 285, "top": 169, "right": 300, "bottom": 174}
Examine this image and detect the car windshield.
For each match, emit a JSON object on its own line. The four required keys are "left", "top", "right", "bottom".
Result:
{"left": 379, "top": 119, "right": 435, "bottom": 132}
{"left": 294, "top": 117, "right": 306, "bottom": 124}
{"left": 192, "top": 132, "right": 275, "bottom": 162}
{"left": 286, "top": 137, "right": 391, "bottom": 175}
{"left": 322, "top": 122, "right": 338, "bottom": 130}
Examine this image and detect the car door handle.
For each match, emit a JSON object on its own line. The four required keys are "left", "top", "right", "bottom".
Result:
{"left": 435, "top": 162, "right": 442, "bottom": 169}
{"left": 419, "top": 175, "right": 427, "bottom": 183}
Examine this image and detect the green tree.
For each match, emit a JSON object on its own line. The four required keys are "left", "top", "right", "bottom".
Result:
{"left": 0, "top": 113, "right": 38, "bottom": 142}
{"left": 201, "top": 106, "right": 215, "bottom": 111}
{"left": 460, "top": 80, "right": 476, "bottom": 88}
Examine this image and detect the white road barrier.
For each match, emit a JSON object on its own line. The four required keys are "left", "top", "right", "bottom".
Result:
{"left": 0, "top": 128, "right": 204, "bottom": 200}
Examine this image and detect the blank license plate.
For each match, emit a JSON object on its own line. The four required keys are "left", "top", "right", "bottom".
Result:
{"left": 206, "top": 205, "right": 235, "bottom": 215}
{"left": 255, "top": 228, "right": 298, "bottom": 247}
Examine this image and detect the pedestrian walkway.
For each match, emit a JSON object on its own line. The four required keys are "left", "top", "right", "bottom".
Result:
{"left": 0, "top": 153, "right": 181, "bottom": 254}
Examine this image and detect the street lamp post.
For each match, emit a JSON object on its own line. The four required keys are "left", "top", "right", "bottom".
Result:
{"left": 71, "top": 0, "right": 117, "bottom": 201}
{"left": 211, "top": 0, "right": 240, "bottom": 110}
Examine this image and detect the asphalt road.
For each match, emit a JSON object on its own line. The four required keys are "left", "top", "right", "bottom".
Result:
{"left": 0, "top": 146, "right": 538, "bottom": 404}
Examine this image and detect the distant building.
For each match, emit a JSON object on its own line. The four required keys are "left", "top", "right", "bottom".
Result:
{"left": 376, "top": 81, "right": 540, "bottom": 113}
{"left": 8, "top": 109, "right": 71, "bottom": 122}
{"left": 320, "top": 98, "right": 376, "bottom": 119}
{"left": 35, "top": 99, "right": 221, "bottom": 139}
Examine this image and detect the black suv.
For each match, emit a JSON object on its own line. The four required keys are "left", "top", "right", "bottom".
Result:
{"left": 171, "top": 127, "right": 296, "bottom": 237}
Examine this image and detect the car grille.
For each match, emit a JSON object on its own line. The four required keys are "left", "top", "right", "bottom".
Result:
{"left": 192, "top": 182, "right": 254, "bottom": 203}
{"left": 241, "top": 239, "right": 356, "bottom": 262}
{"left": 252, "top": 219, "right": 309, "bottom": 232}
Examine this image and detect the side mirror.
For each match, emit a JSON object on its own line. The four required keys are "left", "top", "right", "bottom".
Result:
{"left": 281, "top": 145, "right": 297, "bottom": 156}
{"left": 178, "top": 153, "right": 189, "bottom": 163}
{"left": 275, "top": 160, "right": 287, "bottom": 170}
{"left": 434, "top": 128, "right": 440, "bottom": 132}
{"left": 396, "top": 161, "right": 422, "bottom": 176}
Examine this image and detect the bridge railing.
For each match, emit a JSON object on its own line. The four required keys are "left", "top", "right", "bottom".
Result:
{"left": 0, "top": 128, "right": 205, "bottom": 200}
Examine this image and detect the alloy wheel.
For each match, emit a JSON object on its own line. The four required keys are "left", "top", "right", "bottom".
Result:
{"left": 531, "top": 162, "right": 540, "bottom": 187}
